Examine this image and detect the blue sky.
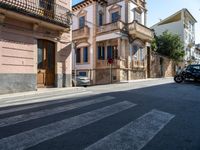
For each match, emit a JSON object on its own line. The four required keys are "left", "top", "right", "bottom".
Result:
{"left": 72, "top": 0, "right": 200, "bottom": 43}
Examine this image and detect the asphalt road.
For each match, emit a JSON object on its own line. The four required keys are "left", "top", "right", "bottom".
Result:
{"left": 0, "top": 78, "right": 200, "bottom": 150}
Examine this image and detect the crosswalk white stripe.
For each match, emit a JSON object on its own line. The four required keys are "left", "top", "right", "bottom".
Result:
{"left": 0, "top": 91, "right": 93, "bottom": 108}
{"left": 85, "top": 109, "right": 175, "bottom": 150}
{"left": 0, "top": 96, "right": 115, "bottom": 128}
{"left": 0, "top": 101, "right": 136, "bottom": 150}
{"left": 0, "top": 92, "right": 94, "bottom": 115}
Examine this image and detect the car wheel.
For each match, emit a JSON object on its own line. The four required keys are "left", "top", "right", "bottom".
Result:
{"left": 174, "top": 75, "right": 183, "bottom": 83}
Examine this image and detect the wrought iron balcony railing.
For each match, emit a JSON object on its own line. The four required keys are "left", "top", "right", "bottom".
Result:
{"left": 0, "top": 0, "right": 72, "bottom": 28}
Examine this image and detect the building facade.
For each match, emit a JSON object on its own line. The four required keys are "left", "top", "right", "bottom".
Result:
{"left": 195, "top": 44, "right": 200, "bottom": 64}
{"left": 0, "top": 0, "right": 72, "bottom": 94}
{"left": 151, "top": 9, "right": 197, "bottom": 64}
{"left": 72, "top": 0, "right": 153, "bottom": 85}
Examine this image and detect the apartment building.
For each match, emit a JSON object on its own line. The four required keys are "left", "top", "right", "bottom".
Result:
{"left": 0, "top": 0, "right": 72, "bottom": 94}
{"left": 151, "top": 9, "right": 197, "bottom": 64}
{"left": 72, "top": 0, "right": 153, "bottom": 85}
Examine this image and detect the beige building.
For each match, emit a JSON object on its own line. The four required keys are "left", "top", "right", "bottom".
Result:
{"left": 0, "top": 0, "right": 72, "bottom": 94}
{"left": 72, "top": 0, "right": 153, "bottom": 85}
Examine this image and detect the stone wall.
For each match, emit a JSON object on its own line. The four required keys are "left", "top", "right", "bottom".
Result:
{"left": 150, "top": 52, "right": 176, "bottom": 78}
{"left": 130, "top": 69, "right": 146, "bottom": 79}
{"left": 95, "top": 68, "right": 118, "bottom": 85}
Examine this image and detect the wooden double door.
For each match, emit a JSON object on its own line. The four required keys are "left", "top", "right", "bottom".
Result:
{"left": 37, "top": 40, "right": 55, "bottom": 87}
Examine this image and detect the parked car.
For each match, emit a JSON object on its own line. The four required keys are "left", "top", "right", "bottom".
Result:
{"left": 72, "top": 76, "right": 91, "bottom": 87}
{"left": 174, "top": 64, "right": 200, "bottom": 83}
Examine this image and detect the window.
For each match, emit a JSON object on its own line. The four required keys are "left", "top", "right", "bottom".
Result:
{"left": 107, "top": 46, "right": 118, "bottom": 59}
{"left": 39, "top": 0, "right": 53, "bottom": 11}
{"left": 79, "top": 16, "right": 85, "bottom": 28}
{"left": 76, "top": 48, "right": 81, "bottom": 63}
{"left": 135, "top": 11, "right": 141, "bottom": 23}
{"left": 83, "top": 47, "right": 88, "bottom": 63}
{"left": 99, "top": 13, "right": 103, "bottom": 26}
{"left": 111, "top": 12, "right": 119, "bottom": 23}
{"left": 79, "top": 72, "right": 87, "bottom": 76}
{"left": 98, "top": 46, "right": 105, "bottom": 60}
{"left": 140, "top": 47, "right": 144, "bottom": 61}
{"left": 107, "top": 46, "right": 113, "bottom": 59}
{"left": 133, "top": 45, "right": 138, "bottom": 60}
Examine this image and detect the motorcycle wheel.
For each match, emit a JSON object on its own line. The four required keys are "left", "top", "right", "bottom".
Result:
{"left": 174, "top": 75, "right": 184, "bottom": 83}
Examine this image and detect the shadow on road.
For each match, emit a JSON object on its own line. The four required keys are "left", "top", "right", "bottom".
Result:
{"left": 0, "top": 82, "right": 200, "bottom": 150}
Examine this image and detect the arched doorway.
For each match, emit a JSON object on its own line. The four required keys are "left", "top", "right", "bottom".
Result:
{"left": 37, "top": 39, "right": 55, "bottom": 87}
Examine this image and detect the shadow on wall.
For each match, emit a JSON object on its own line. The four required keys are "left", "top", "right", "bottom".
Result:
{"left": 57, "top": 43, "right": 72, "bottom": 86}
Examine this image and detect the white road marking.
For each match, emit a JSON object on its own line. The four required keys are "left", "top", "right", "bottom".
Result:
{"left": 85, "top": 109, "right": 175, "bottom": 150}
{"left": 0, "top": 91, "right": 93, "bottom": 108}
{"left": 0, "top": 96, "right": 115, "bottom": 127}
{"left": 0, "top": 92, "right": 93, "bottom": 115}
{"left": 0, "top": 101, "right": 136, "bottom": 150}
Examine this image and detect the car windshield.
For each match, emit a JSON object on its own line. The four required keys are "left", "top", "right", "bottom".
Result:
{"left": 186, "top": 65, "right": 200, "bottom": 72}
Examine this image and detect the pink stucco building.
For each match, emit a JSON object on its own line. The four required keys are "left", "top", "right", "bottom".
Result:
{"left": 0, "top": 0, "right": 72, "bottom": 94}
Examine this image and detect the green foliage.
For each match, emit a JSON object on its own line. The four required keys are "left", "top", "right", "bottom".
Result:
{"left": 151, "top": 38, "right": 157, "bottom": 51}
{"left": 151, "top": 31, "right": 185, "bottom": 61}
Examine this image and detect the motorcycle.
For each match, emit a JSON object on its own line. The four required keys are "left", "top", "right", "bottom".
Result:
{"left": 174, "top": 64, "right": 200, "bottom": 83}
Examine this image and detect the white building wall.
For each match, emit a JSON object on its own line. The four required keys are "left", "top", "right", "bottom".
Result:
{"left": 128, "top": 2, "right": 137, "bottom": 23}
{"left": 151, "top": 9, "right": 197, "bottom": 63}
{"left": 128, "top": 1, "right": 145, "bottom": 25}
{"left": 152, "top": 20, "right": 183, "bottom": 40}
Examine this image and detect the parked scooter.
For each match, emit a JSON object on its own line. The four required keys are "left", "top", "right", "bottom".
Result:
{"left": 174, "top": 64, "right": 200, "bottom": 83}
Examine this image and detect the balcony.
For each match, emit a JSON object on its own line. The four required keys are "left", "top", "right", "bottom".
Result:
{"left": 0, "top": 0, "right": 71, "bottom": 28}
{"left": 96, "top": 60, "right": 109, "bottom": 68}
{"left": 96, "top": 59, "right": 127, "bottom": 69}
{"left": 128, "top": 20, "right": 154, "bottom": 41}
{"left": 96, "top": 21, "right": 123, "bottom": 35}
{"left": 72, "top": 26, "right": 90, "bottom": 41}
{"left": 133, "top": 60, "right": 145, "bottom": 68}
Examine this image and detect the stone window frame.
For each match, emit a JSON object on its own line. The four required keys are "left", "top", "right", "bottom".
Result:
{"left": 98, "top": 10, "right": 104, "bottom": 26}
{"left": 76, "top": 46, "right": 90, "bottom": 65}
{"left": 133, "top": 7, "right": 143, "bottom": 23}
{"left": 109, "top": 4, "right": 122, "bottom": 23}
{"left": 77, "top": 9, "right": 87, "bottom": 29}
{"left": 97, "top": 43, "right": 106, "bottom": 60}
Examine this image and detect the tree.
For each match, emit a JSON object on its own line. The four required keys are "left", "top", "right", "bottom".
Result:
{"left": 151, "top": 31, "right": 185, "bottom": 61}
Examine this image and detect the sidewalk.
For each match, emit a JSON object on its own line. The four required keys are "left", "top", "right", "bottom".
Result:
{"left": 0, "top": 87, "right": 94, "bottom": 108}
{"left": 120, "top": 77, "right": 173, "bottom": 83}
{"left": 88, "top": 77, "right": 174, "bottom": 89}
{"left": 0, "top": 87, "right": 86, "bottom": 101}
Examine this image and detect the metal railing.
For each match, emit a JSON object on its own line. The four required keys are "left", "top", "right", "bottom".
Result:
{"left": 0, "top": 0, "right": 72, "bottom": 27}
